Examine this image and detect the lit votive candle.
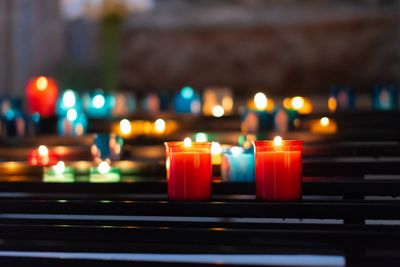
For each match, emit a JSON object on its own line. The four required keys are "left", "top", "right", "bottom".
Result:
{"left": 253, "top": 136, "right": 303, "bottom": 201}
{"left": 310, "top": 117, "right": 337, "bottom": 134}
{"left": 165, "top": 138, "right": 212, "bottom": 201}
{"left": 28, "top": 145, "right": 58, "bottom": 166}
{"left": 43, "top": 161, "right": 74, "bottom": 182}
{"left": 221, "top": 146, "right": 254, "bottom": 182}
{"left": 241, "top": 92, "right": 274, "bottom": 133}
{"left": 89, "top": 161, "right": 121, "bottom": 183}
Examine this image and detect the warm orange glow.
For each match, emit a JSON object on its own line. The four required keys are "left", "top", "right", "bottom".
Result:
{"left": 36, "top": 76, "right": 48, "bottom": 91}
{"left": 283, "top": 97, "right": 292, "bottom": 109}
{"left": 310, "top": 117, "right": 337, "bottom": 134}
{"left": 328, "top": 97, "right": 337, "bottom": 112}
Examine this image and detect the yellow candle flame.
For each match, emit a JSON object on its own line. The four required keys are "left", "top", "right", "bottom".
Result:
{"left": 36, "top": 76, "right": 48, "bottom": 91}
{"left": 273, "top": 136, "right": 283, "bottom": 147}
{"left": 38, "top": 145, "right": 48, "bottom": 157}
{"left": 119, "top": 119, "right": 132, "bottom": 135}
{"left": 211, "top": 142, "right": 222, "bottom": 155}
{"left": 98, "top": 161, "right": 111, "bottom": 174}
{"left": 291, "top": 96, "right": 304, "bottom": 110}
{"left": 183, "top": 137, "right": 192, "bottom": 148}
{"left": 254, "top": 92, "right": 268, "bottom": 110}
{"left": 154, "top": 118, "right": 166, "bottom": 133}
{"left": 320, "top": 117, "right": 330, "bottom": 127}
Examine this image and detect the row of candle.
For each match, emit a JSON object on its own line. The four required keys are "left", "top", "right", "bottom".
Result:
{"left": 43, "top": 160, "right": 121, "bottom": 183}
{"left": 23, "top": 76, "right": 399, "bottom": 122}
{"left": 165, "top": 136, "right": 303, "bottom": 201}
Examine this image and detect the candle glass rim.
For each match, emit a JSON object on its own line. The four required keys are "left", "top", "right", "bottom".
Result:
{"left": 164, "top": 141, "right": 212, "bottom": 148}
{"left": 252, "top": 140, "right": 304, "bottom": 147}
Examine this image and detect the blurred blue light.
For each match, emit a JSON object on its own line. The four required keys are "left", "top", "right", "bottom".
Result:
{"left": 181, "top": 86, "right": 194, "bottom": 99}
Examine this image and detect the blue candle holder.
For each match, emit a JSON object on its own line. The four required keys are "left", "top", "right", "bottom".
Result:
{"left": 221, "top": 146, "right": 255, "bottom": 182}
{"left": 56, "top": 89, "right": 83, "bottom": 117}
{"left": 57, "top": 109, "right": 87, "bottom": 136}
{"left": 112, "top": 92, "right": 136, "bottom": 117}
{"left": 241, "top": 109, "right": 273, "bottom": 133}
{"left": 329, "top": 86, "right": 355, "bottom": 111}
{"left": 92, "top": 133, "right": 124, "bottom": 161}
{"left": 273, "top": 108, "right": 297, "bottom": 133}
{"left": 0, "top": 97, "right": 36, "bottom": 137}
{"left": 141, "top": 93, "right": 161, "bottom": 114}
{"left": 372, "top": 84, "right": 398, "bottom": 111}
{"left": 173, "top": 86, "right": 201, "bottom": 114}
{"left": 84, "top": 90, "right": 114, "bottom": 118}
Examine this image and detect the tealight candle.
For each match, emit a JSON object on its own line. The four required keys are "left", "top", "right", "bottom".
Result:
{"left": 165, "top": 138, "right": 212, "bottom": 201}
{"left": 221, "top": 146, "right": 254, "bottom": 182}
{"left": 89, "top": 161, "right": 121, "bottom": 182}
{"left": 253, "top": 136, "right": 303, "bottom": 201}
{"left": 173, "top": 86, "right": 201, "bottom": 114}
{"left": 28, "top": 145, "right": 58, "bottom": 166}
{"left": 310, "top": 117, "right": 337, "bottom": 134}
{"left": 43, "top": 161, "right": 74, "bottom": 182}
{"left": 84, "top": 90, "right": 114, "bottom": 118}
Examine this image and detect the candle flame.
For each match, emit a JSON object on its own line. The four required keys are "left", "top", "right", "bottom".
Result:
{"left": 38, "top": 145, "right": 48, "bottom": 157}
{"left": 98, "top": 161, "right": 111, "bottom": 174}
{"left": 119, "top": 119, "right": 132, "bottom": 135}
{"left": 273, "top": 136, "right": 283, "bottom": 147}
{"left": 291, "top": 96, "right": 304, "bottom": 110}
{"left": 211, "top": 105, "right": 224, "bottom": 117}
{"left": 54, "top": 161, "right": 65, "bottom": 174}
{"left": 36, "top": 76, "right": 48, "bottom": 91}
{"left": 320, "top": 117, "right": 330, "bottom": 127}
{"left": 154, "top": 118, "right": 166, "bottom": 133}
{"left": 211, "top": 142, "right": 222, "bottom": 155}
{"left": 183, "top": 137, "right": 192, "bottom": 148}
{"left": 254, "top": 92, "right": 268, "bottom": 110}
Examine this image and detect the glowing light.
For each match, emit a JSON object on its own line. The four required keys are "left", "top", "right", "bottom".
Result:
{"left": 154, "top": 118, "right": 166, "bottom": 133}
{"left": 66, "top": 109, "right": 78, "bottom": 121}
{"left": 212, "top": 105, "right": 224, "bottom": 117}
{"left": 291, "top": 96, "right": 305, "bottom": 110}
{"left": 211, "top": 142, "right": 222, "bottom": 155}
{"left": 320, "top": 117, "right": 330, "bottom": 127}
{"left": 283, "top": 98, "right": 292, "bottom": 110}
{"left": 273, "top": 136, "right": 283, "bottom": 147}
{"left": 231, "top": 146, "right": 243, "bottom": 156}
{"left": 254, "top": 92, "right": 268, "bottom": 110}
{"left": 98, "top": 161, "right": 111, "bottom": 174}
{"left": 183, "top": 137, "right": 192, "bottom": 148}
{"left": 119, "top": 119, "right": 132, "bottom": 135}
{"left": 181, "top": 86, "right": 194, "bottom": 99}
{"left": 195, "top": 132, "right": 208, "bottom": 142}
{"left": 38, "top": 145, "right": 48, "bottom": 157}
{"left": 36, "top": 76, "right": 48, "bottom": 91}
{"left": 328, "top": 97, "right": 337, "bottom": 112}
{"left": 92, "top": 94, "right": 105, "bottom": 109}
{"left": 53, "top": 161, "right": 65, "bottom": 174}
{"left": 63, "top": 90, "right": 76, "bottom": 108}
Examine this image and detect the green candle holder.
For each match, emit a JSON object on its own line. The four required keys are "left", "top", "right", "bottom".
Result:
{"left": 89, "top": 161, "right": 120, "bottom": 183}
{"left": 43, "top": 162, "right": 75, "bottom": 183}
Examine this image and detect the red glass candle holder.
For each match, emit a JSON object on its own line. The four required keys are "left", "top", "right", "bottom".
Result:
{"left": 253, "top": 140, "right": 303, "bottom": 201}
{"left": 28, "top": 147, "right": 58, "bottom": 166}
{"left": 165, "top": 141, "right": 212, "bottom": 201}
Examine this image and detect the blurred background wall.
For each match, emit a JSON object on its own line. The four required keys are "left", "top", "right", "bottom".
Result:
{"left": 0, "top": 0, "right": 399, "bottom": 96}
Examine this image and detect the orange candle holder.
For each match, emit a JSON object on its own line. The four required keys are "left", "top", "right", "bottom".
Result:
{"left": 253, "top": 138, "right": 303, "bottom": 201}
{"left": 165, "top": 140, "right": 212, "bottom": 201}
